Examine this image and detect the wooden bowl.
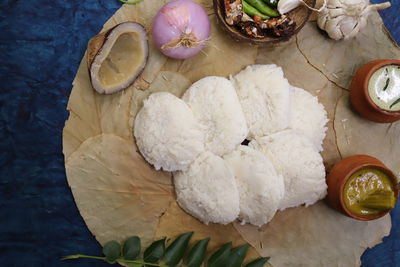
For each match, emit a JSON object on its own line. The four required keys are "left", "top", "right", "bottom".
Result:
{"left": 213, "top": 0, "right": 315, "bottom": 45}
{"left": 326, "top": 155, "right": 399, "bottom": 221}
{"left": 349, "top": 59, "right": 400, "bottom": 123}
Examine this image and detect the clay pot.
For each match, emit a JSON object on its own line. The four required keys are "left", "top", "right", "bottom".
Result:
{"left": 326, "top": 155, "right": 398, "bottom": 221}
{"left": 349, "top": 59, "right": 400, "bottom": 123}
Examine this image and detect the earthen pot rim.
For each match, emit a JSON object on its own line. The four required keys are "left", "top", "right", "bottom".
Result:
{"left": 362, "top": 59, "right": 400, "bottom": 116}
{"left": 338, "top": 162, "right": 399, "bottom": 221}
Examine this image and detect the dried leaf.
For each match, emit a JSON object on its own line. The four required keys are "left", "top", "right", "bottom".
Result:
{"left": 335, "top": 93, "right": 400, "bottom": 172}
{"left": 297, "top": 13, "right": 400, "bottom": 89}
{"left": 65, "top": 134, "right": 173, "bottom": 248}
{"left": 155, "top": 202, "right": 260, "bottom": 261}
{"left": 234, "top": 202, "right": 391, "bottom": 267}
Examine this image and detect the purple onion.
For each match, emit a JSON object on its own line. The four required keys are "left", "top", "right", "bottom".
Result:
{"left": 152, "top": 0, "right": 211, "bottom": 59}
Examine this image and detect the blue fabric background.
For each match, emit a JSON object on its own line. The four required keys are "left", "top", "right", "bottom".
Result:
{"left": 0, "top": 0, "right": 399, "bottom": 266}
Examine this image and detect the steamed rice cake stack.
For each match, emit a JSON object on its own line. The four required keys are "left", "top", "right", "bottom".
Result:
{"left": 134, "top": 64, "right": 329, "bottom": 227}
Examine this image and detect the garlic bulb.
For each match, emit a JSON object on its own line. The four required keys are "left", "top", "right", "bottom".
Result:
{"left": 317, "top": 0, "right": 391, "bottom": 40}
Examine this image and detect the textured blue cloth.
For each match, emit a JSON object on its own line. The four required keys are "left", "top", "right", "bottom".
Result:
{"left": 0, "top": 0, "right": 398, "bottom": 266}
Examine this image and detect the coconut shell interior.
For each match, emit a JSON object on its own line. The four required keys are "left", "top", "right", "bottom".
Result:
{"left": 88, "top": 22, "right": 148, "bottom": 94}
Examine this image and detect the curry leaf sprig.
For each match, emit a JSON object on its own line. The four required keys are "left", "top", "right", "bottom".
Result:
{"left": 62, "top": 232, "right": 270, "bottom": 267}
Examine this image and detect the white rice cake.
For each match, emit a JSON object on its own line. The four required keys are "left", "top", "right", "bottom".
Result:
{"left": 290, "top": 86, "right": 329, "bottom": 152}
{"left": 231, "top": 64, "right": 291, "bottom": 139}
{"left": 224, "top": 146, "right": 284, "bottom": 226}
{"left": 134, "top": 92, "right": 204, "bottom": 172}
{"left": 250, "top": 130, "right": 327, "bottom": 210}
{"left": 174, "top": 151, "right": 240, "bottom": 225}
{"left": 182, "top": 76, "right": 248, "bottom": 156}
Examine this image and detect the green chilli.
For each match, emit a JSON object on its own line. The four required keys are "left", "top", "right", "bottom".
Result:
{"left": 243, "top": 1, "right": 270, "bottom": 20}
{"left": 245, "top": 0, "right": 280, "bottom": 17}
{"left": 262, "top": 0, "right": 279, "bottom": 7}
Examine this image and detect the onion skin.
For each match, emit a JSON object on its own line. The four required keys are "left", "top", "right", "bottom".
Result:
{"left": 152, "top": 0, "right": 210, "bottom": 59}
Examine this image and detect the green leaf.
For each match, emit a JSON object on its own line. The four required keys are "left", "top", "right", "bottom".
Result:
{"left": 226, "top": 244, "right": 250, "bottom": 267}
{"left": 102, "top": 241, "right": 121, "bottom": 264}
{"left": 382, "top": 78, "right": 390, "bottom": 91}
{"left": 207, "top": 242, "right": 232, "bottom": 267}
{"left": 390, "top": 97, "right": 400, "bottom": 109}
{"left": 185, "top": 238, "right": 210, "bottom": 267}
{"left": 123, "top": 236, "right": 141, "bottom": 260}
{"left": 144, "top": 238, "right": 166, "bottom": 263}
{"left": 244, "top": 257, "right": 271, "bottom": 267}
{"left": 164, "top": 232, "right": 193, "bottom": 267}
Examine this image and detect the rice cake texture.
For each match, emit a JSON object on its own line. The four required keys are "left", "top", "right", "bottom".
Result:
{"left": 134, "top": 92, "right": 204, "bottom": 172}
{"left": 250, "top": 130, "right": 327, "bottom": 210}
{"left": 224, "top": 146, "right": 285, "bottom": 226}
{"left": 182, "top": 76, "right": 248, "bottom": 156}
{"left": 290, "top": 87, "right": 328, "bottom": 152}
{"left": 174, "top": 151, "right": 240, "bottom": 225}
{"left": 231, "top": 65, "right": 291, "bottom": 139}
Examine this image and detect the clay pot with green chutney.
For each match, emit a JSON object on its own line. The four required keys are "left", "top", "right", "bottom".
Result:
{"left": 350, "top": 59, "right": 400, "bottom": 123}
{"left": 326, "top": 155, "right": 399, "bottom": 221}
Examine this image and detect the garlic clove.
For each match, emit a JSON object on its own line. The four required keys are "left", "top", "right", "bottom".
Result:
{"left": 317, "top": 12, "right": 329, "bottom": 30}
{"left": 325, "top": 16, "right": 346, "bottom": 40}
{"left": 339, "top": 16, "right": 357, "bottom": 37}
{"left": 277, "top": 0, "right": 302, "bottom": 14}
{"left": 328, "top": 8, "right": 346, "bottom": 19}
{"left": 345, "top": 16, "right": 366, "bottom": 40}
{"left": 328, "top": 27, "right": 344, "bottom": 41}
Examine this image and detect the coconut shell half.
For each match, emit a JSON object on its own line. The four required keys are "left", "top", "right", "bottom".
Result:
{"left": 87, "top": 22, "right": 149, "bottom": 94}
